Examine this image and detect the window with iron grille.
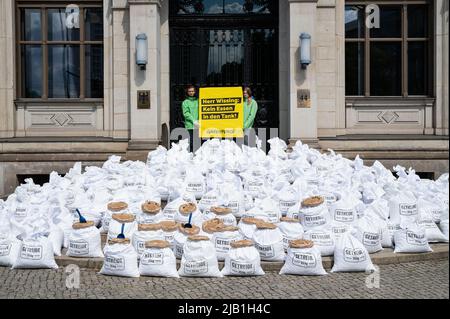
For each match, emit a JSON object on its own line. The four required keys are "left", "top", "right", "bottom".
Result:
{"left": 345, "top": 1, "right": 433, "bottom": 97}
{"left": 17, "top": 0, "right": 103, "bottom": 99}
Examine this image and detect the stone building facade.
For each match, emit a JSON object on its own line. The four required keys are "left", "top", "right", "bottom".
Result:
{"left": 0, "top": 0, "right": 448, "bottom": 197}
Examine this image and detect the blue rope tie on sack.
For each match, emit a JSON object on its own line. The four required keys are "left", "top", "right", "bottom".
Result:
{"left": 184, "top": 213, "right": 193, "bottom": 229}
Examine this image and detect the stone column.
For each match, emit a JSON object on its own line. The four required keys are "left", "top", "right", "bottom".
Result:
{"left": 434, "top": 0, "right": 449, "bottom": 136}
{"left": 288, "top": 0, "right": 319, "bottom": 145}
{"left": 111, "top": 0, "right": 131, "bottom": 139}
{"left": 128, "top": 0, "right": 162, "bottom": 154}
{"left": 0, "top": 0, "right": 15, "bottom": 138}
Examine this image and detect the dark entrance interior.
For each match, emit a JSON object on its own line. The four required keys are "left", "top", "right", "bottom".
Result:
{"left": 169, "top": 0, "right": 279, "bottom": 130}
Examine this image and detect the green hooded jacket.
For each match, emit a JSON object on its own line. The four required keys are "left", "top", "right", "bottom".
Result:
{"left": 181, "top": 96, "right": 199, "bottom": 130}
{"left": 243, "top": 98, "right": 258, "bottom": 129}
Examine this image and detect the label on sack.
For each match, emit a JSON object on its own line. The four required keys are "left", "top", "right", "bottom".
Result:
{"left": 215, "top": 237, "right": 233, "bottom": 253}
{"left": 20, "top": 244, "right": 42, "bottom": 260}
{"left": 248, "top": 180, "right": 264, "bottom": 192}
{"left": 140, "top": 252, "right": 164, "bottom": 265}
{"left": 332, "top": 226, "right": 348, "bottom": 237}
{"left": 226, "top": 202, "right": 240, "bottom": 214}
{"left": 306, "top": 179, "right": 319, "bottom": 186}
{"left": 399, "top": 203, "right": 418, "bottom": 216}
{"left": 362, "top": 232, "right": 380, "bottom": 246}
{"left": 418, "top": 219, "right": 435, "bottom": 229}
{"left": 303, "top": 214, "right": 326, "bottom": 227}
{"left": 279, "top": 200, "right": 297, "bottom": 210}
{"left": 187, "top": 183, "right": 204, "bottom": 193}
{"left": 309, "top": 233, "right": 333, "bottom": 246}
{"left": 255, "top": 243, "right": 275, "bottom": 258}
{"left": 218, "top": 215, "right": 236, "bottom": 225}
{"left": 175, "top": 243, "right": 184, "bottom": 258}
{"left": 267, "top": 212, "right": 279, "bottom": 223}
{"left": 230, "top": 260, "right": 256, "bottom": 275}
{"left": 136, "top": 241, "right": 146, "bottom": 255}
{"left": 292, "top": 252, "right": 317, "bottom": 268}
{"left": 104, "top": 256, "right": 125, "bottom": 270}
{"left": 324, "top": 194, "right": 337, "bottom": 205}
{"left": 163, "top": 208, "right": 176, "bottom": 220}
{"left": 164, "top": 233, "right": 175, "bottom": 243}
{"left": 406, "top": 231, "right": 427, "bottom": 246}
{"left": 200, "top": 195, "right": 217, "bottom": 206}
{"left": 0, "top": 243, "right": 11, "bottom": 257}
{"left": 184, "top": 259, "right": 208, "bottom": 274}
{"left": 15, "top": 208, "right": 27, "bottom": 219}
{"left": 431, "top": 210, "right": 442, "bottom": 221}
{"left": 343, "top": 248, "right": 367, "bottom": 263}
{"left": 69, "top": 240, "right": 89, "bottom": 255}
{"left": 333, "top": 209, "right": 355, "bottom": 223}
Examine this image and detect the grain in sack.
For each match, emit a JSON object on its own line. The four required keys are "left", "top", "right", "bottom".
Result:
{"left": 132, "top": 223, "right": 165, "bottom": 256}
{"left": 173, "top": 224, "right": 200, "bottom": 259}
{"left": 67, "top": 221, "right": 104, "bottom": 258}
{"left": 279, "top": 239, "right": 327, "bottom": 276}
{"left": 100, "top": 238, "right": 139, "bottom": 278}
{"left": 299, "top": 196, "right": 330, "bottom": 231}
{"left": 221, "top": 240, "right": 265, "bottom": 276}
{"left": 101, "top": 201, "right": 129, "bottom": 233}
{"left": 211, "top": 225, "right": 243, "bottom": 261}
{"left": 238, "top": 217, "right": 264, "bottom": 240}
{"left": 178, "top": 235, "right": 223, "bottom": 278}
{"left": 137, "top": 201, "right": 164, "bottom": 224}
{"left": 107, "top": 213, "right": 138, "bottom": 241}
{"left": 203, "top": 206, "right": 237, "bottom": 227}
{"left": 174, "top": 203, "right": 203, "bottom": 227}
{"left": 139, "top": 240, "right": 179, "bottom": 278}
{"left": 252, "top": 222, "right": 285, "bottom": 261}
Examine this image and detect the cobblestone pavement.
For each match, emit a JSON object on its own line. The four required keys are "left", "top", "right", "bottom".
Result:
{"left": 0, "top": 259, "right": 448, "bottom": 299}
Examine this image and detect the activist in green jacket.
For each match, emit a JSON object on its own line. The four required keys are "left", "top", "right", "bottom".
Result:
{"left": 243, "top": 87, "right": 258, "bottom": 129}
{"left": 181, "top": 85, "right": 199, "bottom": 130}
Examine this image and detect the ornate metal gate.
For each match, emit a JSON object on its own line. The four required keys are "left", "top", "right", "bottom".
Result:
{"left": 169, "top": 0, "right": 279, "bottom": 130}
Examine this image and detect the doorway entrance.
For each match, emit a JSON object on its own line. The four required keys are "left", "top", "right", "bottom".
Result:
{"left": 169, "top": 0, "right": 279, "bottom": 131}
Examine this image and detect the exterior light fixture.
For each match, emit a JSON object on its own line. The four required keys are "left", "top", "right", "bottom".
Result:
{"left": 136, "top": 33, "right": 148, "bottom": 70}
{"left": 299, "top": 33, "right": 311, "bottom": 69}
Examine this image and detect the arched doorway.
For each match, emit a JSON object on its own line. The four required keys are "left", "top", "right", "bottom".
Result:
{"left": 169, "top": 0, "right": 279, "bottom": 131}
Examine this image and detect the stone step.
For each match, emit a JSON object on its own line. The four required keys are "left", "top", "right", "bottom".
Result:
{"left": 55, "top": 243, "right": 449, "bottom": 272}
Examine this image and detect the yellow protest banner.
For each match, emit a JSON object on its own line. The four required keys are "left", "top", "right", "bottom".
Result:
{"left": 199, "top": 87, "right": 244, "bottom": 138}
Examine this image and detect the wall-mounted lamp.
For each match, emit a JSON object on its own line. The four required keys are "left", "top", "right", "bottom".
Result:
{"left": 136, "top": 33, "right": 148, "bottom": 70}
{"left": 299, "top": 33, "right": 311, "bottom": 69}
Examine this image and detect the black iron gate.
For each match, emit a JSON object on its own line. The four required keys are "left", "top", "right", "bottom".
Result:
{"left": 169, "top": 1, "right": 279, "bottom": 130}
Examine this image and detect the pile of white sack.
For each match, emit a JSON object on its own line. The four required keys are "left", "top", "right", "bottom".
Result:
{"left": 0, "top": 138, "right": 448, "bottom": 277}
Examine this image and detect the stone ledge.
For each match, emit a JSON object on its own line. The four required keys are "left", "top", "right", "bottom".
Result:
{"left": 54, "top": 243, "right": 449, "bottom": 272}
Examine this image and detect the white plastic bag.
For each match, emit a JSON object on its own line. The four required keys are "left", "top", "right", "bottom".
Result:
{"left": 178, "top": 236, "right": 223, "bottom": 277}
{"left": 203, "top": 206, "right": 237, "bottom": 227}
{"left": 12, "top": 235, "right": 59, "bottom": 269}
{"left": 299, "top": 196, "right": 330, "bottom": 231}
{"left": 394, "top": 223, "right": 433, "bottom": 253}
{"left": 139, "top": 240, "right": 179, "bottom": 278}
{"left": 0, "top": 233, "right": 20, "bottom": 267}
{"left": 100, "top": 239, "right": 140, "bottom": 278}
{"left": 107, "top": 214, "right": 138, "bottom": 241}
{"left": 66, "top": 221, "right": 104, "bottom": 258}
{"left": 221, "top": 240, "right": 265, "bottom": 276}
{"left": 277, "top": 217, "right": 304, "bottom": 251}
{"left": 303, "top": 227, "right": 335, "bottom": 257}
{"left": 173, "top": 225, "right": 200, "bottom": 259}
{"left": 331, "top": 231, "right": 375, "bottom": 273}
{"left": 252, "top": 222, "right": 285, "bottom": 261}
{"left": 211, "top": 226, "right": 243, "bottom": 261}
{"left": 131, "top": 224, "right": 165, "bottom": 256}
{"left": 354, "top": 216, "right": 383, "bottom": 254}
{"left": 417, "top": 210, "right": 448, "bottom": 243}
{"left": 389, "top": 191, "right": 418, "bottom": 226}
{"left": 280, "top": 240, "right": 327, "bottom": 276}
